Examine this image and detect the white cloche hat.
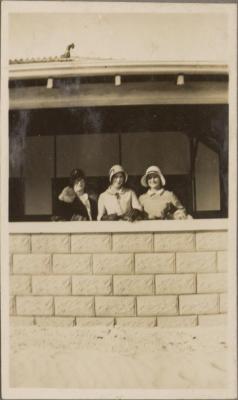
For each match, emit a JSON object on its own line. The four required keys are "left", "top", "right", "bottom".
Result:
{"left": 141, "top": 165, "right": 166, "bottom": 188}
{"left": 109, "top": 165, "right": 128, "bottom": 183}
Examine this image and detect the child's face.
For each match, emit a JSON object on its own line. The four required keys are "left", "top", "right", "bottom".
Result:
{"left": 147, "top": 174, "right": 161, "bottom": 190}
{"left": 112, "top": 172, "right": 125, "bottom": 189}
{"left": 73, "top": 178, "right": 85, "bottom": 194}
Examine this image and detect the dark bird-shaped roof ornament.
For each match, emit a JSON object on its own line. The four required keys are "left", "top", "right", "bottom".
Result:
{"left": 61, "top": 43, "right": 75, "bottom": 59}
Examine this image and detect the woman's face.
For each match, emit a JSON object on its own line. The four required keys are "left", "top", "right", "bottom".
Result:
{"left": 147, "top": 173, "right": 161, "bottom": 190}
{"left": 73, "top": 178, "right": 85, "bottom": 194}
{"left": 111, "top": 172, "right": 125, "bottom": 190}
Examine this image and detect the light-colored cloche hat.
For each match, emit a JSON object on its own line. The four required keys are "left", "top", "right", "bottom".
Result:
{"left": 141, "top": 166, "right": 166, "bottom": 188}
{"left": 109, "top": 165, "right": 128, "bottom": 183}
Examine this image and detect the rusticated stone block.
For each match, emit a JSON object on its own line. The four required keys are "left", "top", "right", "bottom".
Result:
{"left": 116, "top": 317, "right": 156, "bottom": 327}
{"left": 113, "top": 275, "right": 153, "bottom": 295}
{"left": 53, "top": 254, "right": 91, "bottom": 274}
{"left": 10, "top": 275, "right": 31, "bottom": 295}
{"left": 55, "top": 296, "right": 94, "bottom": 316}
{"left": 10, "top": 316, "right": 35, "bottom": 326}
{"left": 157, "top": 315, "right": 197, "bottom": 328}
{"left": 16, "top": 296, "right": 53, "bottom": 316}
{"left": 197, "top": 273, "right": 227, "bottom": 293}
{"left": 35, "top": 317, "right": 75, "bottom": 327}
{"left": 95, "top": 296, "right": 135, "bottom": 317}
{"left": 176, "top": 252, "right": 216, "bottom": 273}
{"left": 154, "top": 233, "right": 195, "bottom": 252}
{"left": 93, "top": 254, "right": 133, "bottom": 274}
{"left": 71, "top": 234, "right": 111, "bottom": 253}
{"left": 156, "top": 274, "right": 195, "bottom": 294}
{"left": 31, "top": 234, "right": 70, "bottom": 253}
{"left": 76, "top": 318, "right": 114, "bottom": 327}
{"left": 112, "top": 234, "right": 153, "bottom": 252}
{"left": 196, "top": 231, "right": 227, "bottom": 251}
{"left": 198, "top": 314, "right": 227, "bottom": 326}
{"left": 72, "top": 276, "right": 112, "bottom": 295}
{"left": 217, "top": 252, "right": 227, "bottom": 272}
{"left": 32, "top": 276, "right": 71, "bottom": 295}
{"left": 9, "top": 234, "right": 30, "bottom": 254}
{"left": 13, "top": 254, "right": 51, "bottom": 274}
{"left": 179, "top": 294, "right": 219, "bottom": 315}
{"left": 220, "top": 293, "right": 227, "bottom": 313}
{"left": 135, "top": 253, "right": 174, "bottom": 274}
{"left": 137, "top": 296, "right": 178, "bottom": 316}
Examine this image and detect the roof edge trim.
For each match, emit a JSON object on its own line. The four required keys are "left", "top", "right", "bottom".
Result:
{"left": 9, "top": 61, "right": 229, "bottom": 80}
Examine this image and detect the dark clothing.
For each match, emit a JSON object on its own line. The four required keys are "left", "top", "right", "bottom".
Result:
{"left": 54, "top": 186, "right": 97, "bottom": 221}
{"left": 59, "top": 196, "right": 97, "bottom": 221}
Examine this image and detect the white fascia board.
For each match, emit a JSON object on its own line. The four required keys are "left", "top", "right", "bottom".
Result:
{"left": 9, "top": 60, "right": 228, "bottom": 80}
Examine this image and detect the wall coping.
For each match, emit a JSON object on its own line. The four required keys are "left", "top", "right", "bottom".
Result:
{"left": 9, "top": 219, "right": 228, "bottom": 233}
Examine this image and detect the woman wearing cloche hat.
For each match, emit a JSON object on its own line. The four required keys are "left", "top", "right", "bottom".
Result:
{"left": 139, "top": 166, "right": 191, "bottom": 220}
{"left": 97, "top": 164, "right": 143, "bottom": 221}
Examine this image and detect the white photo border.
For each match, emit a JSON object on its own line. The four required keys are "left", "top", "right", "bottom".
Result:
{"left": 1, "top": 2, "right": 237, "bottom": 399}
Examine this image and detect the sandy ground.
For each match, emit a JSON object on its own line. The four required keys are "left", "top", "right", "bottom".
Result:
{"left": 10, "top": 325, "right": 228, "bottom": 389}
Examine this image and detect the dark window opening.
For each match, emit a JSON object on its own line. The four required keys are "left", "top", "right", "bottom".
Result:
{"left": 9, "top": 102, "right": 228, "bottom": 222}
{"left": 9, "top": 73, "right": 228, "bottom": 89}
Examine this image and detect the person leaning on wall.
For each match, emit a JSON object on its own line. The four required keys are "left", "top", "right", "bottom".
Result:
{"left": 139, "top": 165, "right": 192, "bottom": 220}
{"left": 97, "top": 164, "right": 144, "bottom": 222}
{"left": 52, "top": 168, "right": 97, "bottom": 221}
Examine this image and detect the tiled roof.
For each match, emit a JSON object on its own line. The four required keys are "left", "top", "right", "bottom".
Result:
{"left": 9, "top": 56, "right": 74, "bottom": 65}
{"left": 9, "top": 56, "right": 127, "bottom": 67}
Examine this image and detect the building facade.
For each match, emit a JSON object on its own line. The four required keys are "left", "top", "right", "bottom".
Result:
{"left": 9, "top": 56, "right": 228, "bottom": 326}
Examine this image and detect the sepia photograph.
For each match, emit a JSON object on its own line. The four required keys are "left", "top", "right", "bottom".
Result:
{"left": 1, "top": 1, "right": 237, "bottom": 398}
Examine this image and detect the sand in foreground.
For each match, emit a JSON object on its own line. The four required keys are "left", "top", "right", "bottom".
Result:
{"left": 10, "top": 325, "right": 227, "bottom": 389}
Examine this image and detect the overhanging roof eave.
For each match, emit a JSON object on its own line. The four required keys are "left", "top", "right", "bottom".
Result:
{"left": 8, "top": 60, "right": 229, "bottom": 80}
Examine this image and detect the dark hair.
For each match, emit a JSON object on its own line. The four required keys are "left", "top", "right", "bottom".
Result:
{"left": 111, "top": 172, "right": 125, "bottom": 184}
{"left": 146, "top": 172, "right": 160, "bottom": 185}
{"left": 69, "top": 168, "right": 86, "bottom": 187}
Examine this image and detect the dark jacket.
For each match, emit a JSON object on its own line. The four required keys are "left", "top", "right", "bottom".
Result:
{"left": 54, "top": 186, "right": 97, "bottom": 221}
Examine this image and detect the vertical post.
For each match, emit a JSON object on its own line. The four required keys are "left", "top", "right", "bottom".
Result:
{"left": 54, "top": 135, "right": 57, "bottom": 178}
{"left": 218, "top": 147, "right": 227, "bottom": 217}
{"left": 51, "top": 135, "right": 57, "bottom": 217}
{"left": 190, "top": 137, "right": 198, "bottom": 214}
{"left": 118, "top": 133, "right": 122, "bottom": 165}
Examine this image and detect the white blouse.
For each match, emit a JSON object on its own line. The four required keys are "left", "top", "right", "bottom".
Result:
{"left": 77, "top": 193, "right": 92, "bottom": 221}
{"left": 97, "top": 186, "right": 142, "bottom": 220}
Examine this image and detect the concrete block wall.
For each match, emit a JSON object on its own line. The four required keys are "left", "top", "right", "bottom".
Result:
{"left": 9, "top": 231, "right": 227, "bottom": 328}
